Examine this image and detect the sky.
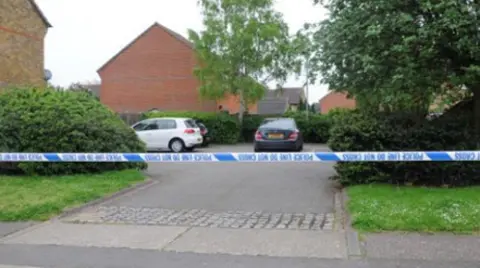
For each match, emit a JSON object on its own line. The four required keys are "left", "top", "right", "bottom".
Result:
{"left": 36, "top": 0, "right": 330, "bottom": 103}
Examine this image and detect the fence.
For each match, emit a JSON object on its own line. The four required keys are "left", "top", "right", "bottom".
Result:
{"left": 117, "top": 112, "right": 143, "bottom": 125}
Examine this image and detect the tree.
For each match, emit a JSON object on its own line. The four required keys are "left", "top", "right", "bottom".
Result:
{"left": 307, "top": 0, "right": 480, "bottom": 129}
{"left": 188, "top": 0, "right": 302, "bottom": 122}
{"left": 67, "top": 82, "right": 99, "bottom": 100}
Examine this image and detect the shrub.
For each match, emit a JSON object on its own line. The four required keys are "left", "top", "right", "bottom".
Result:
{"left": 241, "top": 114, "right": 265, "bottom": 142}
{"left": 328, "top": 105, "right": 480, "bottom": 186}
{"left": 144, "top": 111, "right": 240, "bottom": 144}
{"left": 0, "top": 87, "right": 147, "bottom": 176}
{"left": 284, "top": 111, "right": 332, "bottom": 143}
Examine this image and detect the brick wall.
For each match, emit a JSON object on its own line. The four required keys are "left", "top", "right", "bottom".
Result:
{"left": 319, "top": 91, "right": 356, "bottom": 114}
{"left": 217, "top": 94, "right": 258, "bottom": 114}
{"left": 0, "top": 0, "right": 48, "bottom": 87}
{"left": 98, "top": 24, "right": 216, "bottom": 113}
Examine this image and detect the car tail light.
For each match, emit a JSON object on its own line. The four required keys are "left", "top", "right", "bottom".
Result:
{"left": 288, "top": 130, "right": 299, "bottom": 140}
{"left": 254, "top": 131, "right": 263, "bottom": 140}
{"left": 200, "top": 129, "right": 207, "bottom": 135}
{"left": 184, "top": 128, "right": 195, "bottom": 134}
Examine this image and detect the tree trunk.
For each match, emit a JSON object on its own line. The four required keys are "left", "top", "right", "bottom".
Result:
{"left": 238, "top": 89, "right": 245, "bottom": 123}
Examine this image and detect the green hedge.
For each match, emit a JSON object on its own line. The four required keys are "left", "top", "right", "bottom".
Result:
{"left": 144, "top": 111, "right": 240, "bottom": 144}
{"left": 241, "top": 114, "right": 265, "bottom": 142}
{"left": 328, "top": 105, "right": 480, "bottom": 187}
{"left": 284, "top": 112, "right": 332, "bottom": 143}
{"left": 0, "top": 87, "right": 147, "bottom": 176}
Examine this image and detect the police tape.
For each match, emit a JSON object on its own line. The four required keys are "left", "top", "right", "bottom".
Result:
{"left": 0, "top": 151, "right": 479, "bottom": 162}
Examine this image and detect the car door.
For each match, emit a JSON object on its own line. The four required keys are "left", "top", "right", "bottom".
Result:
{"left": 131, "top": 120, "right": 161, "bottom": 149}
{"left": 155, "top": 119, "right": 178, "bottom": 149}
{"left": 132, "top": 120, "right": 151, "bottom": 146}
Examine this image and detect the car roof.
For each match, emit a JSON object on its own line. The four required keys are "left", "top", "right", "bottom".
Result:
{"left": 146, "top": 117, "right": 193, "bottom": 120}
{"left": 263, "top": 117, "right": 294, "bottom": 121}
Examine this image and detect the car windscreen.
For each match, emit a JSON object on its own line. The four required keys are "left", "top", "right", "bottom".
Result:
{"left": 184, "top": 119, "right": 198, "bottom": 128}
{"left": 261, "top": 118, "right": 281, "bottom": 125}
{"left": 259, "top": 119, "right": 295, "bottom": 130}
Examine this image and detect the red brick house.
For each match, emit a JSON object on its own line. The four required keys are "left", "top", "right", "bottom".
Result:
{"left": 318, "top": 91, "right": 356, "bottom": 114}
{"left": 98, "top": 22, "right": 306, "bottom": 115}
{"left": 98, "top": 22, "right": 217, "bottom": 113}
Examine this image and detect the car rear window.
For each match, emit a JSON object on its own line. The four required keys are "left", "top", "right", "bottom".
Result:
{"left": 260, "top": 119, "right": 296, "bottom": 129}
{"left": 184, "top": 119, "right": 198, "bottom": 128}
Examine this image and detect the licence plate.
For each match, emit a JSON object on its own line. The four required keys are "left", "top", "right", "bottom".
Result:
{"left": 268, "top": 133, "right": 284, "bottom": 139}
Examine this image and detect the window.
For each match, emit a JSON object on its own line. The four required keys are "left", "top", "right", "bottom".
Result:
{"left": 143, "top": 121, "right": 160, "bottom": 130}
{"left": 157, "top": 119, "right": 177, "bottom": 129}
{"left": 260, "top": 118, "right": 296, "bottom": 130}
{"left": 133, "top": 121, "right": 149, "bottom": 131}
{"left": 184, "top": 119, "right": 198, "bottom": 128}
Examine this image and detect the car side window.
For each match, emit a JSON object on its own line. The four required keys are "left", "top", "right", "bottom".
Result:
{"left": 133, "top": 121, "right": 149, "bottom": 131}
{"left": 157, "top": 119, "right": 177, "bottom": 129}
{"left": 143, "top": 121, "right": 159, "bottom": 130}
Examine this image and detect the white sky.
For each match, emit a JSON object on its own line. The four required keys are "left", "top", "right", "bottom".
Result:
{"left": 36, "top": 0, "right": 329, "bottom": 102}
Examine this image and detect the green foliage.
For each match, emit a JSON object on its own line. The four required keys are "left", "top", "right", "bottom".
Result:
{"left": 307, "top": 0, "right": 480, "bottom": 115}
{"left": 144, "top": 111, "right": 240, "bottom": 144}
{"left": 325, "top": 108, "right": 354, "bottom": 124}
{"left": 328, "top": 106, "right": 480, "bottom": 187}
{"left": 0, "top": 87, "right": 147, "bottom": 176}
{"left": 188, "top": 0, "right": 302, "bottom": 118}
{"left": 284, "top": 111, "right": 332, "bottom": 143}
{"left": 297, "top": 99, "right": 307, "bottom": 111}
{"left": 240, "top": 114, "right": 265, "bottom": 142}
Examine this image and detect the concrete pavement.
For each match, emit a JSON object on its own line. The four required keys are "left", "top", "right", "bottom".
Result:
{"left": 363, "top": 233, "right": 480, "bottom": 262}
{"left": 0, "top": 244, "right": 478, "bottom": 268}
{"left": 0, "top": 223, "right": 37, "bottom": 238}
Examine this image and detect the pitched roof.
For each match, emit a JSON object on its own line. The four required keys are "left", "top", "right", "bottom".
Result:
{"left": 28, "top": 0, "right": 52, "bottom": 27}
{"left": 264, "top": 87, "right": 305, "bottom": 104}
{"left": 257, "top": 97, "right": 289, "bottom": 115}
{"left": 97, "top": 22, "right": 193, "bottom": 73}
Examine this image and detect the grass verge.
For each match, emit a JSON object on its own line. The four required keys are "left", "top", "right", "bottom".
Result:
{"left": 0, "top": 169, "right": 145, "bottom": 221}
{"left": 347, "top": 184, "right": 480, "bottom": 234}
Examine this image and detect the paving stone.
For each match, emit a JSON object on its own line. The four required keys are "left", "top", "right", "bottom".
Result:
{"left": 64, "top": 206, "right": 335, "bottom": 231}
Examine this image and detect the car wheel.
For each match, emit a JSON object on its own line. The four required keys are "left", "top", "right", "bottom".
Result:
{"left": 169, "top": 139, "right": 185, "bottom": 153}
{"left": 254, "top": 147, "right": 261, "bottom": 152}
{"left": 296, "top": 145, "right": 303, "bottom": 152}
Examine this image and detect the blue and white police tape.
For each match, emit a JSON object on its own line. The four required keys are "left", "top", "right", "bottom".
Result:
{"left": 0, "top": 151, "right": 480, "bottom": 162}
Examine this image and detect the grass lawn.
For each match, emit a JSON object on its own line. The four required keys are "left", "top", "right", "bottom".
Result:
{"left": 0, "top": 169, "right": 145, "bottom": 221}
{"left": 347, "top": 184, "right": 480, "bottom": 234}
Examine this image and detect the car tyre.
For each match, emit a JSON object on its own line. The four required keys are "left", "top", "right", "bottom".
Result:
{"left": 254, "top": 147, "right": 261, "bottom": 152}
{"left": 169, "top": 138, "right": 185, "bottom": 153}
{"left": 296, "top": 144, "right": 303, "bottom": 152}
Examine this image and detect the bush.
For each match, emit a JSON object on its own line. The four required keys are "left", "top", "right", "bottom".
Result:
{"left": 328, "top": 105, "right": 480, "bottom": 187}
{"left": 284, "top": 111, "right": 332, "bottom": 143}
{"left": 0, "top": 87, "right": 147, "bottom": 176}
{"left": 241, "top": 114, "right": 265, "bottom": 142}
{"left": 144, "top": 111, "right": 240, "bottom": 144}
